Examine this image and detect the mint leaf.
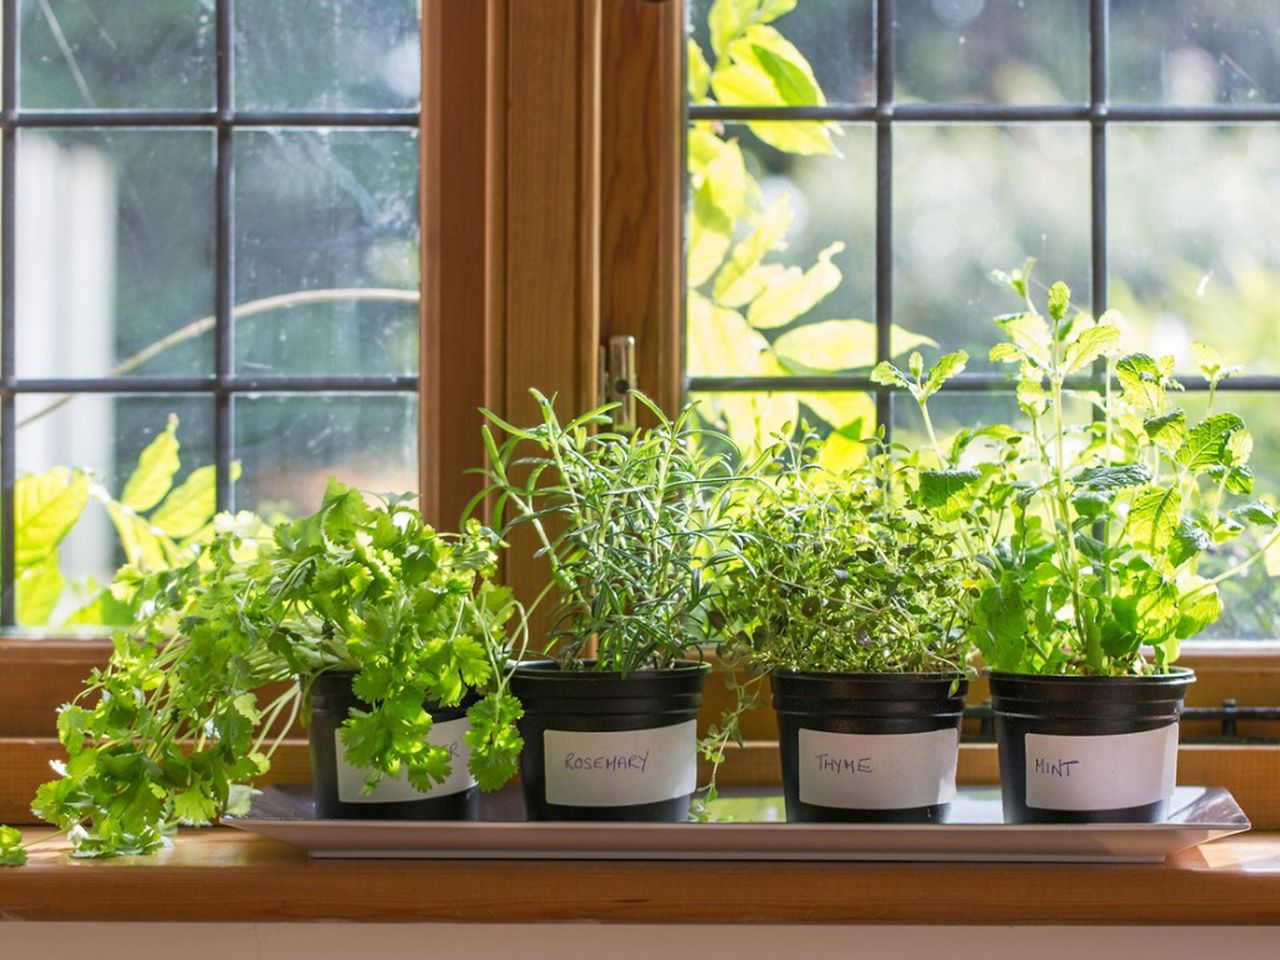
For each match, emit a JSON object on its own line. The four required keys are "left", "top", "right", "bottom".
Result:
{"left": 1127, "top": 487, "right": 1180, "bottom": 553}
{"left": 1174, "top": 413, "right": 1246, "bottom": 473}
{"left": 1144, "top": 411, "right": 1186, "bottom": 453}
{"left": 915, "top": 469, "right": 982, "bottom": 520}
{"left": 921, "top": 350, "right": 969, "bottom": 399}
{"left": 1074, "top": 463, "right": 1152, "bottom": 491}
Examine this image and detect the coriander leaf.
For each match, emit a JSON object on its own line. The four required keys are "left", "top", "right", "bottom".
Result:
{"left": 466, "top": 693, "right": 525, "bottom": 792}
{"left": 0, "top": 825, "right": 26, "bottom": 867}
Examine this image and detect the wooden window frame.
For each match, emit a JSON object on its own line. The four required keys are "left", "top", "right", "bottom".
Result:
{"left": 3, "top": 0, "right": 1280, "bottom": 829}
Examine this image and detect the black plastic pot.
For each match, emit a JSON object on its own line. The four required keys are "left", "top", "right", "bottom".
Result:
{"left": 510, "top": 660, "right": 707, "bottom": 821}
{"left": 988, "top": 668, "right": 1195, "bottom": 824}
{"left": 771, "top": 671, "right": 968, "bottom": 823}
{"left": 308, "top": 671, "right": 479, "bottom": 821}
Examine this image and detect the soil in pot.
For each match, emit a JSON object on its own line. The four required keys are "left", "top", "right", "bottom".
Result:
{"left": 771, "top": 671, "right": 969, "bottom": 823}
{"left": 510, "top": 660, "right": 706, "bottom": 822}
{"left": 308, "top": 671, "right": 479, "bottom": 820}
{"left": 988, "top": 668, "right": 1195, "bottom": 824}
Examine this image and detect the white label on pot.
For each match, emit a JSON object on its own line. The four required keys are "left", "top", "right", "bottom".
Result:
{"left": 797, "top": 727, "right": 960, "bottom": 810}
{"left": 543, "top": 721, "right": 697, "bottom": 807}
{"left": 335, "top": 717, "right": 475, "bottom": 804}
{"left": 1024, "top": 724, "right": 1178, "bottom": 811}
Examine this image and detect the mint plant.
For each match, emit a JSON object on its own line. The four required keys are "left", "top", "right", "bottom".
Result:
{"left": 882, "top": 263, "right": 1280, "bottom": 676}
{"left": 0, "top": 480, "right": 524, "bottom": 865}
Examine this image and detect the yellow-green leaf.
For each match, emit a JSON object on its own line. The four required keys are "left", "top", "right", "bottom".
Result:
{"left": 688, "top": 39, "right": 712, "bottom": 101}
{"left": 121, "top": 415, "right": 181, "bottom": 513}
{"left": 151, "top": 462, "right": 240, "bottom": 538}
{"left": 746, "top": 242, "right": 844, "bottom": 329}
{"left": 105, "top": 501, "right": 169, "bottom": 572}
{"left": 796, "top": 391, "right": 876, "bottom": 431}
{"left": 729, "top": 26, "right": 823, "bottom": 107}
{"left": 773, "top": 319, "right": 937, "bottom": 371}
{"left": 686, "top": 292, "right": 770, "bottom": 377}
{"left": 816, "top": 431, "right": 869, "bottom": 473}
{"left": 16, "top": 554, "right": 64, "bottom": 626}
{"left": 712, "top": 194, "right": 793, "bottom": 306}
{"left": 15, "top": 467, "right": 90, "bottom": 568}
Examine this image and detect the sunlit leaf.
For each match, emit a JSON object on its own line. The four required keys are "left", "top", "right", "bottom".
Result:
{"left": 773, "top": 319, "right": 936, "bottom": 371}
{"left": 712, "top": 194, "right": 793, "bottom": 305}
{"left": 746, "top": 242, "right": 844, "bottom": 329}
{"left": 121, "top": 415, "right": 181, "bottom": 513}
{"left": 15, "top": 467, "right": 91, "bottom": 568}
{"left": 16, "top": 554, "right": 64, "bottom": 626}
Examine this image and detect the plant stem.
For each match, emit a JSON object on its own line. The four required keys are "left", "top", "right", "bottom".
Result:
{"left": 17, "top": 287, "right": 418, "bottom": 429}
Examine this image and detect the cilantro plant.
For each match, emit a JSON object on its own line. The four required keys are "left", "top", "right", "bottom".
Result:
{"left": 879, "top": 263, "right": 1280, "bottom": 676}
{"left": 0, "top": 480, "right": 524, "bottom": 866}
{"left": 475, "top": 390, "right": 762, "bottom": 674}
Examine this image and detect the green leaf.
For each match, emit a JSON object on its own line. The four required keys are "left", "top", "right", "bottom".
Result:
{"left": 915, "top": 469, "right": 982, "bottom": 521}
{"left": 1047, "top": 281, "right": 1070, "bottom": 322}
{"left": 1063, "top": 322, "right": 1121, "bottom": 374}
{"left": 1015, "top": 379, "right": 1050, "bottom": 417}
{"left": 741, "top": 30, "right": 823, "bottom": 107}
{"left": 173, "top": 788, "right": 219, "bottom": 826}
{"left": 1191, "top": 341, "right": 1242, "bottom": 386}
{"left": 466, "top": 693, "right": 525, "bottom": 792}
{"left": 796, "top": 391, "right": 876, "bottom": 433}
{"left": 1234, "top": 501, "right": 1278, "bottom": 528}
{"left": 712, "top": 194, "right": 793, "bottom": 306}
{"left": 15, "top": 467, "right": 91, "bottom": 568}
{"left": 1170, "top": 517, "right": 1211, "bottom": 567}
{"left": 972, "top": 579, "right": 1028, "bottom": 672}
{"left": 1113, "top": 570, "right": 1180, "bottom": 645}
{"left": 1176, "top": 580, "right": 1222, "bottom": 640}
{"left": 746, "top": 242, "right": 844, "bottom": 329}
{"left": 1116, "top": 354, "right": 1169, "bottom": 416}
{"left": 1073, "top": 463, "right": 1152, "bottom": 491}
{"left": 921, "top": 350, "right": 969, "bottom": 399}
{"left": 686, "top": 292, "right": 771, "bottom": 378}
{"left": 870, "top": 361, "right": 911, "bottom": 390}
{"left": 994, "top": 313, "right": 1052, "bottom": 368}
{"left": 688, "top": 39, "right": 712, "bottom": 101}
{"left": 1227, "top": 428, "right": 1253, "bottom": 468}
{"left": 121, "top": 415, "right": 181, "bottom": 513}
{"left": 1126, "top": 487, "right": 1181, "bottom": 553}
{"left": 1144, "top": 411, "right": 1186, "bottom": 454}
{"left": 105, "top": 501, "right": 170, "bottom": 572}
{"left": 17, "top": 554, "right": 64, "bottom": 626}
{"left": 708, "top": 0, "right": 748, "bottom": 57}
{"left": 1174, "top": 412, "right": 1246, "bottom": 474}
{"left": 773, "top": 320, "right": 936, "bottom": 371}
{"left": 0, "top": 825, "right": 26, "bottom": 867}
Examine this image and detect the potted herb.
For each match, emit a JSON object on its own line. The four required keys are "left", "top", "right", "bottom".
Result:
{"left": 0, "top": 481, "right": 524, "bottom": 864}
{"left": 475, "top": 390, "right": 752, "bottom": 821}
{"left": 885, "top": 265, "right": 1280, "bottom": 823}
{"left": 706, "top": 436, "right": 975, "bottom": 822}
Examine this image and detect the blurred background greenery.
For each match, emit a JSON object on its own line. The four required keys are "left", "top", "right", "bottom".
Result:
{"left": 687, "top": 0, "right": 1280, "bottom": 638}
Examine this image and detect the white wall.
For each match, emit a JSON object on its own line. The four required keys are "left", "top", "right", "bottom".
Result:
{"left": 1, "top": 924, "right": 1277, "bottom": 960}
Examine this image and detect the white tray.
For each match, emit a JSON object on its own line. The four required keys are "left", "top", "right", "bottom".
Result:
{"left": 225, "top": 785, "right": 1249, "bottom": 863}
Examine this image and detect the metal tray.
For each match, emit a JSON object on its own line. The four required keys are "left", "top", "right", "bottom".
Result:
{"left": 225, "top": 785, "right": 1250, "bottom": 863}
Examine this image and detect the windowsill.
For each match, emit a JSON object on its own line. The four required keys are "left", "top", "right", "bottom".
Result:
{"left": 3, "top": 828, "right": 1280, "bottom": 925}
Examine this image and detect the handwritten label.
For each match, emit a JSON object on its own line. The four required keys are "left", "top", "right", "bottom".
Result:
{"left": 798, "top": 727, "right": 960, "bottom": 810}
{"left": 543, "top": 721, "right": 696, "bottom": 807}
{"left": 1024, "top": 724, "right": 1178, "bottom": 811}
{"left": 335, "top": 717, "right": 475, "bottom": 804}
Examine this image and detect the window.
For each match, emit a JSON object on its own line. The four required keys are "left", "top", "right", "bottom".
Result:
{"left": 2, "top": 0, "right": 421, "bottom": 628}
{"left": 685, "top": 0, "right": 1280, "bottom": 639}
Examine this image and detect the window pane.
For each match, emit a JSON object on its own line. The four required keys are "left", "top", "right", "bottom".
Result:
{"left": 1112, "top": 0, "right": 1280, "bottom": 104}
{"left": 686, "top": 122, "right": 874, "bottom": 378}
{"left": 16, "top": 129, "right": 215, "bottom": 379}
{"left": 892, "top": 124, "right": 1091, "bottom": 369}
{"left": 234, "top": 394, "right": 418, "bottom": 516}
{"left": 689, "top": 390, "right": 877, "bottom": 461}
{"left": 1110, "top": 124, "right": 1280, "bottom": 374}
{"left": 234, "top": 129, "right": 420, "bottom": 376}
{"left": 19, "top": 0, "right": 214, "bottom": 109}
{"left": 14, "top": 394, "right": 214, "bottom": 625}
{"left": 687, "top": 0, "right": 874, "bottom": 106}
{"left": 894, "top": 0, "right": 1088, "bottom": 104}
{"left": 234, "top": 0, "right": 420, "bottom": 111}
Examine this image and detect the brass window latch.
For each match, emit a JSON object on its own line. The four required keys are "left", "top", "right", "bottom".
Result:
{"left": 598, "top": 334, "right": 637, "bottom": 432}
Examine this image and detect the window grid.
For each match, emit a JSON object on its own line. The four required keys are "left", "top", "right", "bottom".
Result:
{"left": 684, "top": 0, "right": 1280, "bottom": 410}
{"left": 0, "top": 2, "right": 420, "bottom": 625}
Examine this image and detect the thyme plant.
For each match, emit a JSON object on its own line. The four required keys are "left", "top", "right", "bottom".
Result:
{"left": 880, "top": 263, "right": 1280, "bottom": 676}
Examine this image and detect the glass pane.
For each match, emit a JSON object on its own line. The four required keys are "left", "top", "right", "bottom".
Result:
{"left": 234, "top": 129, "right": 420, "bottom": 376}
{"left": 686, "top": 122, "right": 874, "bottom": 378}
{"left": 14, "top": 394, "right": 214, "bottom": 625}
{"left": 687, "top": 0, "right": 874, "bottom": 106}
{"left": 234, "top": 0, "right": 420, "bottom": 111}
{"left": 234, "top": 394, "right": 418, "bottom": 516}
{"left": 893, "top": 124, "right": 1091, "bottom": 371}
{"left": 1110, "top": 125, "right": 1280, "bottom": 375}
{"left": 689, "top": 390, "right": 877, "bottom": 463}
{"left": 19, "top": 0, "right": 214, "bottom": 109}
{"left": 1112, "top": 0, "right": 1280, "bottom": 104}
{"left": 16, "top": 129, "right": 215, "bottom": 378}
{"left": 894, "top": 0, "right": 1088, "bottom": 103}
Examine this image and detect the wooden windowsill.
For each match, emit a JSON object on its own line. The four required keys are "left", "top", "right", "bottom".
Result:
{"left": 4, "top": 828, "right": 1280, "bottom": 925}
